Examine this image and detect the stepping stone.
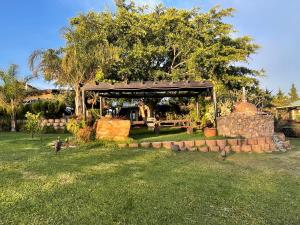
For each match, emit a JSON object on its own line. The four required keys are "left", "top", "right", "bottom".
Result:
{"left": 198, "top": 146, "right": 209, "bottom": 152}
{"left": 195, "top": 140, "right": 206, "bottom": 147}
{"left": 140, "top": 142, "right": 151, "bottom": 148}
{"left": 152, "top": 142, "right": 162, "bottom": 149}
{"left": 118, "top": 143, "right": 127, "bottom": 148}
{"left": 128, "top": 143, "right": 139, "bottom": 148}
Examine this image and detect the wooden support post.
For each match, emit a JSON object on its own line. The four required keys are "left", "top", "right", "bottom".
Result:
{"left": 196, "top": 95, "right": 199, "bottom": 121}
{"left": 82, "top": 89, "right": 86, "bottom": 121}
{"left": 99, "top": 96, "right": 103, "bottom": 118}
{"left": 213, "top": 89, "right": 217, "bottom": 127}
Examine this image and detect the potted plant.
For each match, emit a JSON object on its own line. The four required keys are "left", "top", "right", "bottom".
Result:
{"left": 202, "top": 103, "right": 217, "bottom": 137}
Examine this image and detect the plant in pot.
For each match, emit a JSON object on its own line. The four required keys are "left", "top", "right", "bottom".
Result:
{"left": 202, "top": 103, "right": 217, "bottom": 137}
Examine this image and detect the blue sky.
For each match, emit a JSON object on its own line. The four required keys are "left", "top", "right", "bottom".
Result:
{"left": 0, "top": 0, "right": 299, "bottom": 95}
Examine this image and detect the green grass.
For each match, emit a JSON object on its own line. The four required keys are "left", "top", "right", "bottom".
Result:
{"left": 0, "top": 132, "right": 300, "bottom": 225}
{"left": 129, "top": 127, "right": 224, "bottom": 143}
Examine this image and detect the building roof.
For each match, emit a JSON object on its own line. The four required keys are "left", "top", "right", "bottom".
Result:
{"left": 83, "top": 80, "right": 213, "bottom": 98}
{"left": 277, "top": 100, "right": 300, "bottom": 109}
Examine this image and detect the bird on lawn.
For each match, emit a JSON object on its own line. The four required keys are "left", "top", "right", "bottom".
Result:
{"left": 54, "top": 137, "right": 62, "bottom": 153}
{"left": 220, "top": 149, "right": 227, "bottom": 161}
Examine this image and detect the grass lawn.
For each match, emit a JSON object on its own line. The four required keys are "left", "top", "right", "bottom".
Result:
{"left": 0, "top": 132, "right": 300, "bottom": 225}
{"left": 129, "top": 127, "right": 224, "bottom": 143}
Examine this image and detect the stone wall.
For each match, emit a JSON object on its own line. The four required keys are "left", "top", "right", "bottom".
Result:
{"left": 0, "top": 118, "right": 68, "bottom": 131}
{"left": 217, "top": 112, "right": 274, "bottom": 138}
{"left": 117, "top": 135, "right": 291, "bottom": 153}
{"left": 40, "top": 118, "right": 68, "bottom": 130}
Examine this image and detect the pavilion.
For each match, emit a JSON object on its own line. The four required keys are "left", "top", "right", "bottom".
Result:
{"left": 82, "top": 80, "right": 215, "bottom": 123}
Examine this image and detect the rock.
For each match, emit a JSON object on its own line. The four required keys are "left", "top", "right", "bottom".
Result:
{"left": 216, "top": 140, "right": 227, "bottom": 150}
{"left": 152, "top": 142, "right": 162, "bottom": 149}
{"left": 128, "top": 143, "right": 139, "bottom": 148}
{"left": 198, "top": 146, "right": 209, "bottom": 152}
{"left": 251, "top": 145, "right": 263, "bottom": 153}
{"left": 265, "top": 136, "right": 273, "bottom": 144}
{"left": 96, "top": 118, "right": 131, "bottom": 141}
{"left": 224, "top": 146, "right": 231, "bottom": 153}
{"left": 257, "top": 137, "right": 266, "bottom": 145}
{"left": 247, "top": 138, "right": 258, "bottom": 145}
{"left": 241, "top": 145, "right": 252, "bottom": 152}
{"left": 187, "top": 146, "right": 197, "bottom": 152}
{"left": 231, "top": 145, "right": 241, "bottom": 153}
{"left": 206, "top": 140, "right": 217, "bottom": 147}
{"left": 276, "top": 133, "right": 286, "bottom": 141}
{"left": 140, "top": 142, "right": 151, "bottom": 148}
{"left": 283, "top": 140, "right": 291, "bottom": 149}
{"left": 118, "top": 143, "right": 128, "bottom": 148}
{"left": 173, "top": 141, "right": 185, "bottom": 149}
{"left": 184, "top": 141, "right": 195, "bottom": 148}
{"left": 227, "top": 139, "right": 239, "bottom": 146}
{"left": 195, "top": 140, "right": 206, "bottom": 147}
{"left": 209, "top": 146, "right": 220, "bottom": 152}
{"left": 262, "top": 144, "right": 270, "bottom": 152}
{"left": 162, "top": 142, "right": 173, "bottom": 150}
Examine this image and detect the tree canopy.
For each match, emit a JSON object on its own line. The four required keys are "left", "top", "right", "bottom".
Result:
{"left": 0, "top": 64, "right": 29, "bottom": 131}
{"left": 288, "top": 83, "right": 299, "bottom": 102}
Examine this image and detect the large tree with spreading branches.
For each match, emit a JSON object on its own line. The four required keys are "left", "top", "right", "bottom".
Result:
{"left": 29, "top": 0, "right": 263, "bottom": 115}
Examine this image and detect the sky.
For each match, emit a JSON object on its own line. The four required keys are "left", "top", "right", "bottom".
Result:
{"left": 0, "top": 0, "right": 299, "bottom": 95}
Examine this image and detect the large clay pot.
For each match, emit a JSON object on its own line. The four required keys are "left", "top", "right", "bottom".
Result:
{"left": 204, "top": 127, "right": 217, "bottom": 137}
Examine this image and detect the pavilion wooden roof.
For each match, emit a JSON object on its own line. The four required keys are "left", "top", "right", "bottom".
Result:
{"left": 83, "top": 81, "right": 213, "bottom": 98}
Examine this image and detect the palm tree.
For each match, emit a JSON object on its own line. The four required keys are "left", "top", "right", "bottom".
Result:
{"left": 0, "top": 65, "right": 28, "bottom": 131}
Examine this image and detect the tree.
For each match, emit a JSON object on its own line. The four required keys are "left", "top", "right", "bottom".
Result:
{"left": 288, "top": 83, "right": 299, "bottom": 102}
{"left": 25, "top": 112, "right": 41, "bottom": 138}
{"left": 0, "top": 64, "right": 29, "bottom": 131}
{"left": 272, "top": 89, "right": 289, "bottom": 107}
{"left": 29, "top": 1, "right": 262, "bottom": 115}
{"left": 28, "top": 13, "right": 118, "bottom": 116}
{"left": 102, "top": 2, "right": 262, "bottom": 91}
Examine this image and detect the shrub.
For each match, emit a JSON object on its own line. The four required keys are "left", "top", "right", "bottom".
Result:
{"left": 76, "top": 127, "right": 95, "bottom": 143}
{"left": 41, "top": 125, "right": 56, "bottom": 134}
{"left": 66, "top": 118, "right": 86, "bottom": 135}
{"left": 25, "top": 112, "right": 41, "bottom": 138}
{"left": 201, "top": 103, "right": 215, "bottom": 128}
{"left": 219, "top": 100, "right": 232, "bottom": 117}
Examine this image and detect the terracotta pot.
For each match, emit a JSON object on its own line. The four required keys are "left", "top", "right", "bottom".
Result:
{"left": 204, "top": 127, "right": 217, "bottom": 137}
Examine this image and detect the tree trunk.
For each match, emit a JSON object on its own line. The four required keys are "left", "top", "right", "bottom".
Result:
{"left": 74, "top": 85, "right": 83, "bottom": 117}
{"left": 11, "top": 112, "right": 16, "bottom": 132}
{"left": 10, "top": 99, "right": 17, "bottom": 132}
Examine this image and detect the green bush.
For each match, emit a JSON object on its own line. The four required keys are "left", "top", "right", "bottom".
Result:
{"left": 25, "top": 112, "right": 41, "bottom": 138}
{"left": 41, "top": 125, "right": 56, "bottom": 134}
{"left": 22, "top": 100, "right": 66, "bottom": 119}
{"left": 76, "top": 127, "right": 95, "bottom": 143}
{"left": 66, "top": 118, "right": 86, "bottom": 136}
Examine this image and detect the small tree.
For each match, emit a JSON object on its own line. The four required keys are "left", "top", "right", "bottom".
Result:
{"left": 272, "top": 89, "right": 289, "bottom": 107}
{"left": 288, "top": 83, "right": 299, "bottom": 102}
{"left": 25, "top": 112, "right": 41, "bottom": 138}
{"left": 0, "top": 65, "right": 28, "bottom": 131}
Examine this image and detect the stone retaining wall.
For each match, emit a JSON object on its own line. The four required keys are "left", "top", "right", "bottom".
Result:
{"left": 118, "top": 135, "right": 291, "bottom": 154}
{"left": 217, "top": 113, "right": 274, "bottom": 138}
{"left": 40, "top": 118, "right": 68, "bottom": 130}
